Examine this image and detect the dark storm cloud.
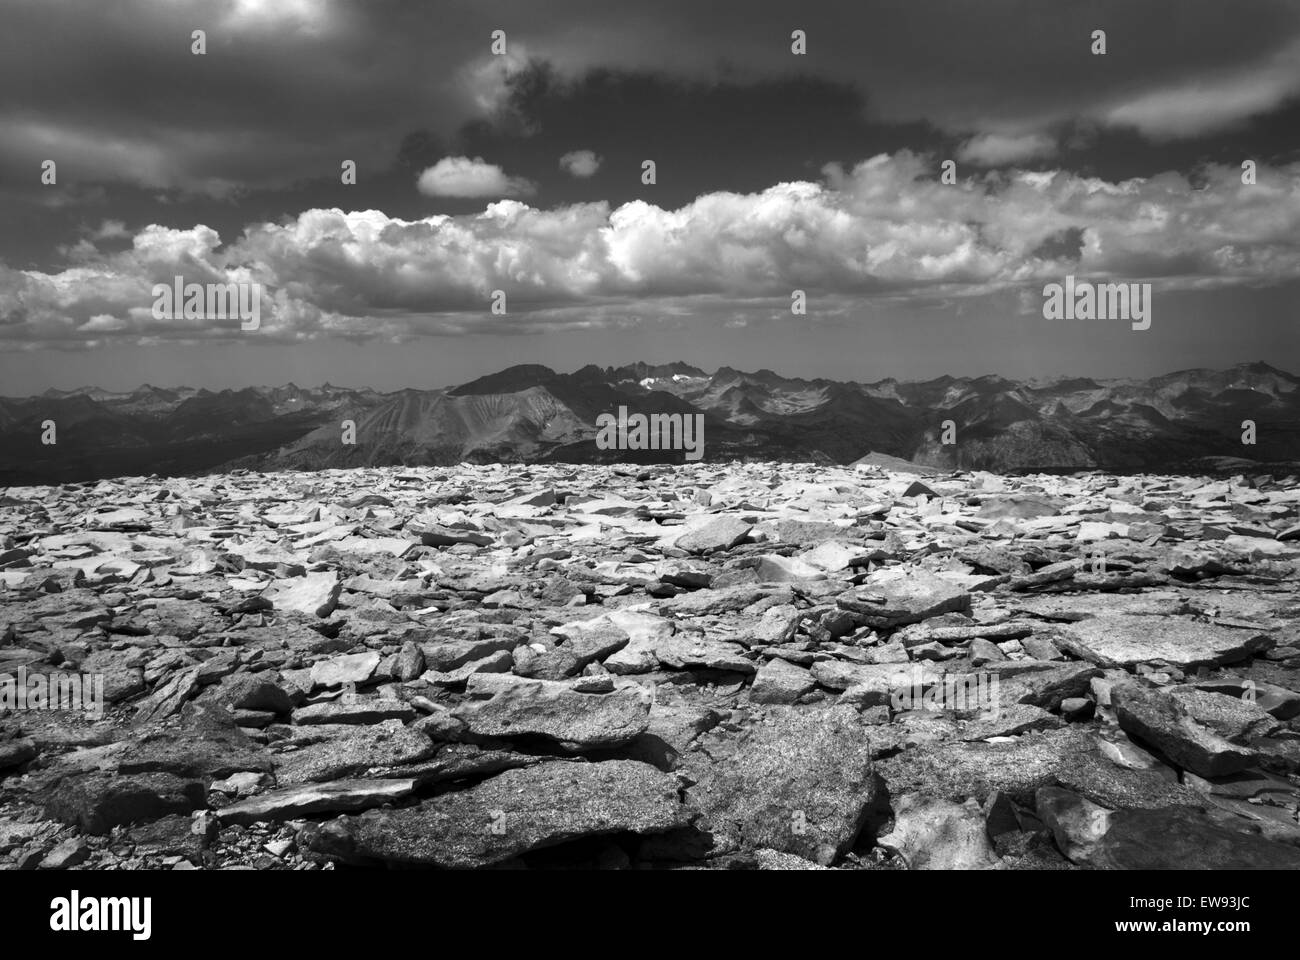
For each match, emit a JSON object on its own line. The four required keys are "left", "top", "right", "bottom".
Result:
{"left": 3, "top": 0, "right": 1299, "bottom": 197}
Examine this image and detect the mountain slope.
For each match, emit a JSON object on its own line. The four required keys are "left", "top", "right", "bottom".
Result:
{"left": 2, "top": 361, "right": 1297, "bottom": 483}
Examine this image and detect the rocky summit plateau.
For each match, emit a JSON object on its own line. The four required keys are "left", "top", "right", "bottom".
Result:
{"left": 3, "top": 461, "right": 1300, "bottom": 871}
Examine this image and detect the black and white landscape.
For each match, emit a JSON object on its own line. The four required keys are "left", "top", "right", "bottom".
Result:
{"left": 3, "top": 0, "right": 1300, "bottom": 878}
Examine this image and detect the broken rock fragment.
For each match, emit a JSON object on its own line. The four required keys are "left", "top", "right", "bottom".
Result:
{"left": 749, "top": 658, "right": 817, "bottom": 705}
{"left": 674, "top": 516, "right": 752, "bottom": 554}
{"left": 302, "top": 760, "right": 687, "bottom": 868}
{"left": 877, "top": 795, "right": 1001, "bottom": 869}
{"left": 1111, "top": 682, "right": 1257, "bottom": 777}
{"left": 1092, "top": 806, "right": 1300, "bottom": 869}
{"left": 1057, "top": 616, "right": 1272, "bottom": 669}
{"left": 263, "top": 571, "right": 341, "bottom": 618}
{"left": 840, "top": 568, "right": 971, "bottom": 628}
{"left": 218, "top": 779, "right": 417, "bottom": 826}
{"left": 686, "top": 706, "right": 878, "bottom": 865}
{"left": 452, "top": 674, "right": 652, "bottom": 750}
{"left": 43, "top": 771, "right": 207, "bottom": 835}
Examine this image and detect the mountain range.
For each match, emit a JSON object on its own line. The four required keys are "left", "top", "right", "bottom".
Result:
{"left": 2, "top": 361, "right": 1298, "bottom": 484}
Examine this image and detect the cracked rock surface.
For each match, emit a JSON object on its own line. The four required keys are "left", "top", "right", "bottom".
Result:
{"left": 2, "top": 462, "right": 1300, "bottom": 869}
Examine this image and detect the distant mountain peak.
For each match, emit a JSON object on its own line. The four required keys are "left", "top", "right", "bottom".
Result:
{"left": 448, "top": 364, "right": 559, "bottom": 396}
{"left": 4, "top": 360, "right": 1298, "bottom": 484}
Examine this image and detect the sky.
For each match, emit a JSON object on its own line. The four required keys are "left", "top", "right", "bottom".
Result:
{"left": 1, "top": 0, "right": 1298, "bottom": 393}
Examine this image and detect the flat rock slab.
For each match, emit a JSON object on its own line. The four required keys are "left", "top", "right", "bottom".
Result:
{"left": 674, "top": 516, "right": 752, "bottom": 554}
{"left": 768, "top": 519, "right": 858, "bottom": 546}
{"left": 199, "top": 674, "right": 294, "bottom": 714}
{"left": 43, "top": 771, "right": 206, "bottom": 835}
{"left": 605, "top": 623, "right": 753, "bottom": 675}
{"left": 273, "top": 720, "right": 437, "bottom": 784}
{"left": 815, "top": 661, "right": 935, "bottom": 700}
{"left": 218, "top": 778, "right": 417, "bottom": 825}
{"left": 976, "top": 497, "right": 1063, "bottom": 520}
{"left": 520, "top": 618, "right": 630, "bottom": 679}
{"left": 750, "top": 658, "right": 817, "bottom": 704}
{"left": 1167, "top": 688, "right": 1279, "bottom": 742}
{"left": 686, "top": 706, "right": 877, "bottom": 865}
{"left": 40, "top": 837, "right": 92, "bottom": 869}
{"left": 118, "top": 722, "right": 273, "bottom": 780}
{"left": 1111, "top": 682, "right": 1257, "bottom": 777}
{"left": 292, "top": 698, "right": 416, "bottom": 725}
{"left": 310, "top": 651, "right": 381, "bottom": 689}
{"left": 655, "top": 585, "right": 771, "bottom": 617}
{"left": 453, "top": 675, "right": 651, "bottom": 750}
{"left": 843, "top": 568, "right": 971, "bottom": 628}
{"left": 368, "top": 744, "right": 546, "bottom": 786}
{"left": 959, "top": 703, "right": 1062, "bottom": 740}
{"left": 411, "top": 523, "right": 493, "bottom": 548}
{"left": 420, "top": 650, "right": 513, "bottom": 686}
{"left": 263, "top": 572, "right": 341, "bottom": 618}
{"left": 420, "top": 637, "right": 516, "bottom": 673}
{"left": 1012, "top": 592, "right": 1189, "bottom": 621}
{"left": 877, "top": 727, "right": 1202, "bottom": 810}
{"left": 302, "top": 760, "right": 687, "bottom": 868}
{"left": 1093, "top": 806, "right": 1300, "bottom": 869}
{"left": 876, "top": 728, "right": 1087, "bottom": 804}
{"left": 799, "top": 540, "right": 869, "bottom": 572}
{"left": 329, "top": 536, "right": 413, "bottom": 557}
{"left": 1057, "top": 615, "right": 1273, "bottom": 669}
{"left": 1054, "top": 748, "right": 1203, "bottom": 812}
{"left": 996, "top": 662, "right": 1103, "bottom": 711}
{"left": 1189, "top": 677, "right": 1300, "bottom": 721}
{"left": 0, "top": 821, "right": 46, "bottom": 852}
{"left": 643, "top": 633, "right": 755, "bottom": 674}
{"left": 752, "top": 554, "right": 827, "bottom": 583}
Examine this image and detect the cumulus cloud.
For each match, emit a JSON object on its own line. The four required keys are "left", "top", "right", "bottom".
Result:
{"left": 416, "top": 156, "right": 537, "bottom": 199}
{"left": 956, "top": 133, "right": 1058, "bottom": 167}
{"left": 559, "top": 150, "right": 602, "bottom": 178}
{"left": 4, "top": 152, "right": 1299, "bottom": 348}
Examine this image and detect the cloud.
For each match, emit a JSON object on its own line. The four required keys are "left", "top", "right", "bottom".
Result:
{"left": 416, "top": 157, "right": 537, "bottom": 198}
{"left": 89, "top": 220, "right": 130, "bottom": 241}
{"left": 559, "top": 150, "right": 602, "bottom": 178}
{"left": 1101, "top": 37, "right": 1300, "bottom": 138}
{"left": 2, "top": 119, "right": 243, "bottom": 199}
{"left": 458, "top": 42, "right": 536, "bottom": 117}
{"left": 956, "top": 133, "right": 1058, "bottom": 167}
{"left": 4, "top": 152, "right": 1299, "bottom": 348}
{"left": 0, "top": 0, "right": 1296, "bottom": 200}
{"left": 221, "top": 0, "right": 341, "bottom": 36}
